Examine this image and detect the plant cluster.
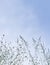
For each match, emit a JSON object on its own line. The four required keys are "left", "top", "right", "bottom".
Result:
{"left": 0, "top": 34, "right": 50, "bottom": 65}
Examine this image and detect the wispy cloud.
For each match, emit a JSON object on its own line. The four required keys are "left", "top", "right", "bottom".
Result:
{"left": 0, "top": 0, "right": 40, "bottom": 41}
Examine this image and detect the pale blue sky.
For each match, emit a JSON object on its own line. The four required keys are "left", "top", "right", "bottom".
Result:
{"left": 0, "top": 0, "right": 50, "bottom": 47}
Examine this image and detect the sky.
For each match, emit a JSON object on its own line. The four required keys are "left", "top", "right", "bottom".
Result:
{"left": 0, "top": 0, "right": 50, "bottom": 48}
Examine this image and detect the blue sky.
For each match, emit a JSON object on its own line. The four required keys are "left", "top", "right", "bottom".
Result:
{"left": 0, "top": 0, "right": 50, "bottom": 47}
